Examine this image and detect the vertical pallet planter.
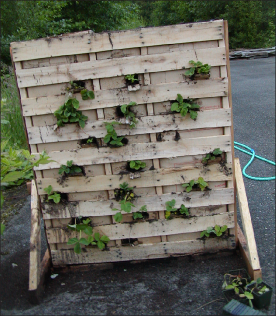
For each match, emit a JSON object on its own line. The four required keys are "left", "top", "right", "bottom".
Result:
{"left": 11, "top": 20, "right": 238, "bottom": 268}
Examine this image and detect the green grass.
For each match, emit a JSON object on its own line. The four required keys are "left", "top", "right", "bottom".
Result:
{"left": 1, "top": 73, "right": 28, "bottom": 150}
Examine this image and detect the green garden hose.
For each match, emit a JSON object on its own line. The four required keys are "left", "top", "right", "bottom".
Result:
{"left": 234, "top": 141, "right": 275, "bottom": 181}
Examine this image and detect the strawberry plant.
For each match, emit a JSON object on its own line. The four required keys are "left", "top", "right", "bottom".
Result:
{"left": 165, "top": 199, "right": 190, "bottom": 219}
{"left": 120, "top": 102, "right": 138, "bottom": 129}
{"left": 43, "top": 185, "right": 61, "bottom": 204}
{"left": 66, "top": 81, "right": 95, "bottom": 100}
{"left": 67, "top": 217, "right": 110, "bottom": 253}
{"left": 171, "top": 94, "right": 200, "bottom": 120}
{"left": 185, "top": 60, "right": 211, "bottom": 78}
{"left": 103, "top": 121, "right": 125, "bottom": 147}
{"left": 133, "top": 205, "right": 148, "bottom": 220}
{"left": 125, "top": 74, "right": 139, "bottom": 85}
{"left": 182, "top": 177, "right": 208, "bottom": 192}
{"left": 202, "top": 148, "right": 223, "bottom": 164}
{"left": 114, "top": 182, "right": 134, "bottom": 201}
{"left": 54, "top": 97, "right": 88, "bottom": 128}
{"left": 58, "top": 160, "right": 82, "bottom": 176}
{"left": 200, "top": 225, "right": 228, "bottom": 238}
{"left": 128, "top": 160, "right": 146, "bottom": 171}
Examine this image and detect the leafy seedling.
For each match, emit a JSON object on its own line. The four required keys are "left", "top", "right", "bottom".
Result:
{"left": 43, "top": 185, "right": 61, "bottom": 204}
{"left": 80, "top": 89, "right": 95, "bottom": 100}
{"left": 103, "top": 121, "right": 124, "bottom": 147}
{"left": 200, "top": 225, "right": 228, "bottom": 238}
{"left": 125, "top": 74, "right": 139, "bottom": 84}
{"left": 94, "top": 232, "right": 110, "bottom": 250}
{"left": 185, "top": 60, "right": 211, "bottom": 77}
{"left": 202, "top": 148, "right": 223, "bottom": 164}
{"left": 179, "top": 204, "right": 189, "bottom": 216}
{"left": 58, "top": 160, "right": 82, "bottom": 176}
{"left": 214, "top": 224, "right": 228, "bottom": 236}
{"left": 133, "top": 205, "right": 148, "bottom": 220}
{"left": 114, "top": 182, "right": 134, "bottom": 201}
{"left": 54, "top": 97, "right": 88, "bottom": 128}
{"left": 200, "top": 226, "right": 215, "bottom": 238}
{"left": 120, "top": 102, "right": 138, "bottom": 129}
{"left": 129, "top": 160, "right": 146, "bottom": 171}
{"left": 171, "top": 94, "right": 200, "bottom": 120}
{"left": 182, "top": 177, "right": 208, "bottom": 192}
{"left": 165, "top": 199, "right": 178, "bottom": 219}
{"left": 86, "top": 138, "right": 94, "bottom": 144}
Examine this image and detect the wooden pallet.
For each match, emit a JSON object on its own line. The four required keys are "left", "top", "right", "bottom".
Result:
{"left": 10, "top": 20, "right": 261, "bottom": 300}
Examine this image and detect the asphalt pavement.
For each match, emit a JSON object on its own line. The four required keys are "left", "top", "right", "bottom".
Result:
{"left": 1, "top": 56, "right": 275, "bottom": 315}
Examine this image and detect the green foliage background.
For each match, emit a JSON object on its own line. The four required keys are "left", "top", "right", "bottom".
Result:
{"left": 1, "top": 0, "right": 275, "bottom": 65}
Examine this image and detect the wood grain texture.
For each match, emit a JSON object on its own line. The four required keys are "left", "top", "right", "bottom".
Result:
{"left": 11, "top": 20, "right": 224, "bottom": 62}
{"left": 16, "top": 47, "right": 226, "bottom": 88}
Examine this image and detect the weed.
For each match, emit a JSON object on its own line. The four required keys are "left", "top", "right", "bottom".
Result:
{"left": 202, "top": 148, "right": 223, "bottom": 164}
{"left": 171, "top": 94, "right": 200, "bottom": 120}
{"left": 43, "top": 185, "right": 61, "bottom": 204}
{"left": 182, "top": 177, "right": 208, "bottom": 192}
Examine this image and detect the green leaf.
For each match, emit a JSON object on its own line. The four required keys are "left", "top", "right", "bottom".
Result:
{"left": 44, "top": 185, "right": 53, "bottom": 195}
{"left": 87, "top": 91, "right": 95, "bottom": 99}
{"left": 67, "top": 238, "right": 79, "bottom": 245}
{"left": 186, "top": 186, "right": 192, "bottom": 193}
{"left": 79, "top": 238, "right": 90, "bottom": 245}
{"left": 180, "top": 107, "right": 188, "bottom": 117}
{"left": 79, "top": 120, "right": 86, "bottom": 128}
{"left": 114, "top": 212, "right": 123, "bottom": 222}
{"left": 176, "top": 94, "right": 183, "bottom": 103}
{"left": 48, "top": 193, "right": 61, "bottom": 204}
{"left": 189, "top": 110, "right": 198, "bottom": 120}
{"left": 244, "top": 291, "right": 254, "bottom": 300}
{"left": 100, "top": 235, "right": 110, "bottom": 243}
{"left": 213, "top": 148, "right": 222, "bottom": 156}
{"left": 87, "top": 235, "right": 95, "bottom": 244}
{"left": 256, "top": 277, "right": 263, "bottom": 284}
{"left": 139, "top": 205, "right": 147, "bottom": 212}
{"left": 74, "top": 242, "right": 81, "bottom": 254}
{"left": 215, "top": 225, "right": 220, "bottom": 232}
{"left": 133, "top": 212, "right": 143, "bottom": 219}
{"left": 94, "top": 232, "right": 100, "bottom": 241}
{"left": 97, "top": 240, "right": 105, "bottom": 250}
{"left": 1, "top": 223, "right": 5, "bottom": 235}
{"left": 171, "top": 102, "right": 180, "bottom": 112}
{"left": 200, "top": 231, "right": 206, "bottom": 238}
{"left": 225, "top": 285, "right": 234, "bottom": 290}
{"left": 82, "top": 219, "right": 90, "bottom": 225}
{"left": 2, "top": 171, "right": 24, "bottom": 182}
{"left": 234, "top": 287, "right": 240, "bottom": 294}
{"left": 190, "top": 180, "right": 195, "bottom": 187}
{"left": 182, "top": 183, "right": 189, "bottom": 188}
{"left": 72, "top": 98, "right": 80, "bottom": 109}
{"left": 165, "top": 211, "right": 171, "bottom": 219}
{"left": 104, "top": 134, "right": 111, "bottom": 144}
{"left": 129, "top": 161, "right": 135, "bottom": 169}
{"left": 121, "top": 104, "right": 128, "bottom": 114}
{"left": 221, "top": 225, "right": 228, "bottom": 233}
{"left": 84, "top": 226, "right": 93, "bottom": 236}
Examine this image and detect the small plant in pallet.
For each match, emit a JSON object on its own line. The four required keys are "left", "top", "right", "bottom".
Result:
{"left": 200, "top": 225, "right": 228, "bottom": 238}
{"left": 66, "top": 81, "right": 95, "bottom": 100}
{"left": 171, "top": 94, "right": 200, "bottom": 120}
{"left": 44, "top": 185, "right": 61, "bottom": 204}
{"left": 182, "top": 177, "right": 208, "bottom": 192}
{"left": 185, "top": 60, "right": 211, "bottom": 79}
{"left": 114, "top": 182, "right": 135, "bottom": 201}
{"left": 120, "top": 102, "right": 138, "bottom": 128}
{"left": 58, "top": 160, "right": 82, "bottom": 176}
{"left": 133, "top": 205, "right": 148, "bottom": 220}
{"left": 165, "top": 199, "right": 190, "bottom": 219}
{"left": 54, "top": 97, "right": 88, "bottom": 128}
{"left": 103, "top": 121, "right": 126, "bottom": 147}
{"left": 202, "top": 148, "right": 223, "bottom": 164}
{"left": 125, "top": 74, "right": 139, "bottom": 85}
{"left": 67, "top": 217, "right": 110, "bottom": 253}
{"left": 128, "top": 160, "right": 146, "bottom": 171}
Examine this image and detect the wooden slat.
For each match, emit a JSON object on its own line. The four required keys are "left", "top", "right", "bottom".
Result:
{"left": 235, "top": 158, "right": 260, "bottom": 270}
{"left": 37, "top": 163, "right": 233, "bottom": 195}
{"left": 29, "top": 180, "right": 41, "bottom": 291}
{"left": 22, "top": 78, "right": 228, "bottom": 117}
{"left": 16, "top": 47, "right": 226, "bottom": 88}
{"left": 27, "top": 108, "right": 231, "bottom": 145}
{"left": 51, "top": 236, "right": 235, "bottom": 265}
{"left": 47, "top": 212, "right": 234, "bottom": 243}
{"left": 11, "top": 20, "right": 224, "bottom": 62}
{"left": 34, "top": 135, "right": 231, "bottom": 170}
{"left": 42, "top": 188, "right": 234, "bottom": 219}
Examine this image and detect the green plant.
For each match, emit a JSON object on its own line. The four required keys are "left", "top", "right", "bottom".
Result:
{"left": 103, "top": 121, "right": 125, "bottom": 147}
{"left": 239, "top": 291, "right": 254, "bottom": 308}
{"left": 54, "top": 97, "right": 88, "bottom": 128}
{"left": 202, "top": 148, "right": 223, "bottom": 164}
{"left": 58, "top": 160, "right": 82, "bottom": 176}
{"left": 171, "top": 94, "right": 200, "bottom": 120}
{"left": 129, "top": 160, "right": 146, "bottom": 171}
{"left": 67, "top": 217, "right": 110, "bottom": 253}
{"left": 66, "top": 81, "right": 95, "bottom": 100}
{"left": 185, "top": 60, "right": 211, "bottom": 77}
{"left": 86, "top": 138, "right": 94, "bottom": 144}
{"left": 120, "top": 102, "right": 138, "bottom": 128}
{"left": 44, "top": 185, "right": 61, "bottom": 204}
{"left": 165, "top": 200, "right": 189, "bottom": 219}
{"left": 200, "top": 225, "right": 228, "bottom": 238}
{"left": 125, "top": 74, "right": 138, "bottom": 84}
{"left": 182, "top": 177, "right": 208, "bottom": 192}
{"left": 133, "top": 205, "right": 148, "bottom": 220}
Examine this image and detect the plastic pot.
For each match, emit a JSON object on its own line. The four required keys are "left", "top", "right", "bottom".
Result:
{"left": 246, "top": 281, "right": 273, "bottom": 309}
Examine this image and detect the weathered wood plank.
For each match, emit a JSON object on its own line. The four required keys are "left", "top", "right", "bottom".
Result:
{"left": 11, "top": 21, "right": 224, "bottom": 62}
{"left": 41, "top": 188, "right": 234, "bottom": 219}
{"left": 46, "top": 212, "right": 234, "bottom": 243}
{"left": 37, "top": 163, "right": 233, "bottom": 195}
{"left": 34, "top": 135, "right": 231, "bottom": 170}
{"left": 51, "top": 236, "right": 235, "bottom": 265}
{"left": 28, "top": 108, "right": 231, "bottom": 144}
{"left": 22, "top": 78, "right": 228, "bottom": 117}
{"left": 16, "top": 47, "right": 226, "bottom": 88}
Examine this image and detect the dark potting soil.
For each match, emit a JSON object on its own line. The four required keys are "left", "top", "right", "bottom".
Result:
{"left": 125, "top": 74, "right": 139, "bottom": 86}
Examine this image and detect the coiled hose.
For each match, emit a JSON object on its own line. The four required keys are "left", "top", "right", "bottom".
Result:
{"left": 234, "top": 141, "right": 275, "bottom": 181}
